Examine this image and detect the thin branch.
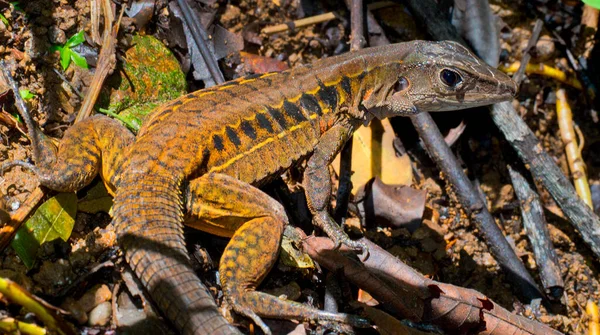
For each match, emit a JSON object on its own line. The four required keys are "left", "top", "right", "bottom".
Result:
{"left": 512, "top": 19, "right": 543, "bottom": 86}
{"left": 176, "top": 0, "right": 225, "bottom": 84}
{"left": 507, "top": 164, "right": 564, "bottom": 300}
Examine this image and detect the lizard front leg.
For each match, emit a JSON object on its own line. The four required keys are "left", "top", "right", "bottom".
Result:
{"left": 184, "top": 173, "right": 368, "bottom": 335}
{"left": 1, "top": 114, "right": 133, "bottom": 194}
{"left": 303, "top": 122, "right": 368, "bottom": 255}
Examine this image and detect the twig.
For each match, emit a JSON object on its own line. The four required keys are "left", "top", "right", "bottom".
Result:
{"left": 410, "top": 112, "right": 544, "bottom": 302}
{"left": 176, "top": 0, "right": 225, "bottom": 84}
{"left": 513, "top": 20, "right": 543, "bottom": 86}
{"left": 507, "top": 164, "right": 564, "bottom": 300}
{"left": 74, "top": 0, "right": 119, "bottom": 123}
{"left": 261, "top": 12, "right": 337, "bottom": 35}
{"left": 349, "top": 0, "right": 365, "bottom": 52}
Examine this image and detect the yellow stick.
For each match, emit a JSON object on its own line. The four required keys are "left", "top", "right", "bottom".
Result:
{"left": 262, "top": 12, "right": 336, "bottom": 35}
{"left": 587, "top": 300, "right": 600, "bottom": 335}
{"left": 556, "top": 89, "right": 593, "bottom": 208}
{"left": 501, "top": 61, "right": 582, "bottom": 90}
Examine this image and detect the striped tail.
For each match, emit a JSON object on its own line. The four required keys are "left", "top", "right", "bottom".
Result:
{"left": 113, "top": 174, "right": 240, "bottom": 335}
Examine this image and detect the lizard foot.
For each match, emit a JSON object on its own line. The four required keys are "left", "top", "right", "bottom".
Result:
{"left": 314, "top": 212, "right": 370, "bottom": 261}
{"left": 227, "top": 290, "right": 370, "bottom": 335}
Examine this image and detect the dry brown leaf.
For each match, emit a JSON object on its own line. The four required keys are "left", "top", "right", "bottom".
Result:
{"left": 333, "top": 118, "right": 412, "bottom": 194}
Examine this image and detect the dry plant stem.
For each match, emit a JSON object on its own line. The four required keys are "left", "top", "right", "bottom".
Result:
{"left": 513, "top": 20, "right": 543, "bottom": 86}
{"left": 501, "top": 62, "right": 583, "bottom": 90}
{"left": 89, "top": 0, "right": 102, "bottom": 45}
{"left": 507, "top": 164, "right": 564, "bottom": 299}
{"left": 410, "top": 112, "right": 544, "bottom": 303}
{"left": 404, "top": 0, "right": 600, "bottom": 271}
{"left": 587, "top": 300, "right": 600, "bottom": 335}
{"left": 556, "top": 89, "right": 592, "bottom": 208}
{"left": 74, "top": 0, "right": 117, "bottom": 123}
{"left": 261, "top": 12, "right": 337, "bottom": 35}
{"left": 176, "top": 0, "right": 224, "bottom": 84}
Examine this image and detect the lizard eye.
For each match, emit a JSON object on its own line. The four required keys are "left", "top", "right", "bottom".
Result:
{"left": 394, "top": 76, "right": 409, "bottom": 92}
{"left": 440, "top": 69, "right": 462, "bottom": 87}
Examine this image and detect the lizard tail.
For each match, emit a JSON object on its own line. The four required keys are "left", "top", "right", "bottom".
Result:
{"left": 113, "top": 175, "right": 241, "bottom": 335}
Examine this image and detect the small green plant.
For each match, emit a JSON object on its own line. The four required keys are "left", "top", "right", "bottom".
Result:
{"left": 0, "top": 13, "right": 8, "bottom": 25}
{"left": 50, "top": 30, "right": 89, "bottom": 70}
{"left": 583, "top": 0, "right": 600, "bottom": 9}
{"left": 19, "top": 89, "right": 35, "bottom": 100}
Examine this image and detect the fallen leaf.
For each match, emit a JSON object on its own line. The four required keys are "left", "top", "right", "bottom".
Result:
{"left": 11, "top": 193, "right": 77, "bottom": 268}
{"left": 333, "top": 118, "right": 413, "bottom": 194}
{"left": 78, "top": 181, "right": 112, "bottom": 214}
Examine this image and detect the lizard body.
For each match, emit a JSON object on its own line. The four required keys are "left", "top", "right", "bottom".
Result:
{"left": 3, "top": 41, "right": 516, "bottom": 334}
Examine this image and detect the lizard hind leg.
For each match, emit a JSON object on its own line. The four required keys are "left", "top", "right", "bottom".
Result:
{"left": 184, "top": 173, "right": 369, "bottom": 335}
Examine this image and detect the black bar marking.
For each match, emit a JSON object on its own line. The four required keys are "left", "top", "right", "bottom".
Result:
{"left": 226, "top": 126, "right": 242, "bottom": 147}
{"left": 266, "top": 105, "right": 288, "bottom": 130}
{"left": 240, "top": 119, "right": 257, "bottom": 140}
{"left": 283, "top": 100, "right": 307, "bottom": 122}
{"left": 340, "top": 76, "right": 352, "bottom": 99}
{"left": 256, "top": 112, "right": 274, "bottom": 133}
{"left": 213, "top": 134, "right": 224, "bottom": 151}
{"left": 318, "top": 84, "right": 338, "bottom": 109}
{"left": 299, "top": 94, "right": 322, "bottom": 116}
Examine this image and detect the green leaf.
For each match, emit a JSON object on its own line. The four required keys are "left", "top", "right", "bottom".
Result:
{"left": 0, "top": 13, "right": 8, "bottom": 25}
{"left": 60, "top": 48, "right": 71, "bottom": 70}
{"left": 69, "top": 50, "right": 88, "bottom": 69}
{"left": 11, "top": 193, "right": 77, "bottom": 269}
{"left": 98, "top": 107, "right": 141, "bottom": 132}
{"left": 583, "top": 0, "right": 600, "bottom": 9}
{"left": 11, "top": 227, "right": 39, "bottom": 269}
{"left": 78, "top": 181, "right": 112, "bottom": 214}
{"left": 19, "top": 89, "right": 35, "bottom": 100}
{"left": 49, "top": 45, "right": 62, "bottom": 53}
{"left": 65, "top": 30, "right": 85, "bottom": 48}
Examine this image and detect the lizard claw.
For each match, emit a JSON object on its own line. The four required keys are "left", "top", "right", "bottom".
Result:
{"left": 315, "top": 212, "right": 370, "bottom": 259}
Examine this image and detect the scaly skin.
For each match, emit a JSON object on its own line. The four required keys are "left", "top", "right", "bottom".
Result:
{"left": 2, "top": 41, "right": 516, "bottom": 335}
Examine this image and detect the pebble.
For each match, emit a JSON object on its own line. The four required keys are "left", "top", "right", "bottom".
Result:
{"left": 534, "top": 35, "right": 555, "bottom": 61}
{"left": 88, "top": 301, "right": 112, "bottom": 326}
{"left": 78, "top": 284, "right": 112, "bottom": 312}
{"left": 48, "top": 26, "right": 66, "bottom": 44}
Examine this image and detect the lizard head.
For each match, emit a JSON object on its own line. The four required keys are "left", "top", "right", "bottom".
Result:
{"left": 368, "top": 40, "right": 516, "bottom": 118}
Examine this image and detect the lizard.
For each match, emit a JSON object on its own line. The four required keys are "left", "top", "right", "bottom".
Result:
{"left": 2, "top": 40, "right": 516, "bottom": 335}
